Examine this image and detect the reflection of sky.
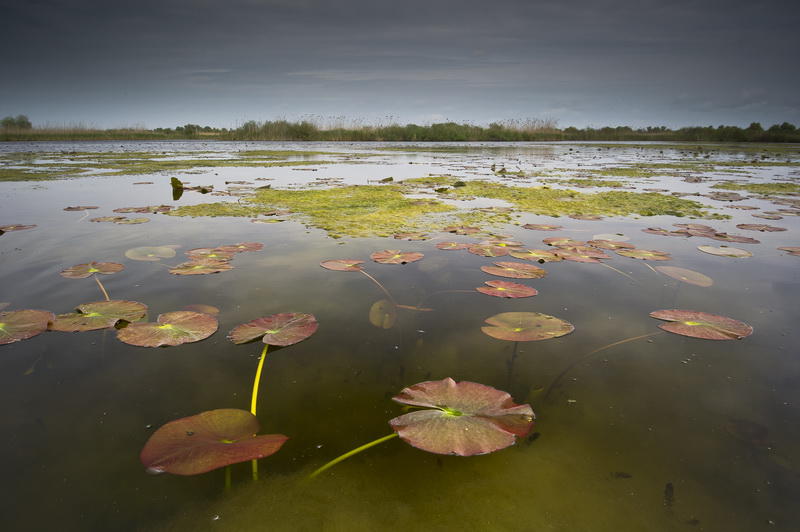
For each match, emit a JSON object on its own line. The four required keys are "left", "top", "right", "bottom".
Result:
{"left": 1, "top": 0, "right": 798, "bottom": 128}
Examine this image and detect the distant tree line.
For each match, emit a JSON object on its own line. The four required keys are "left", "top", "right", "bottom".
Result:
{"left": 2, "top": 116, "right": 799, "bottom": 142}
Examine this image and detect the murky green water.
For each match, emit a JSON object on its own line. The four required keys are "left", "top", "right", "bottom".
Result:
{"left": 1, "top": 141, "right": 798, "bottom": 531}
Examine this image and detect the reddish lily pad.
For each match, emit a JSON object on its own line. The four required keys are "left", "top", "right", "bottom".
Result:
{"left": 370, "top": 250, "right": 424, "bottom": 264}
{"left": 215, "top": 242, "right": 264, "bottom": 253}
{"left": 320, "top": 259, "right": 364, "bottom": 271}
{"left": 0, "top": 309, "right": 54, "bottom": 345}
{"left": 117, "top": 311, "right": 218, "bottom": 347}
{"left": 654, "top": 266, "right": 713, "bottom": 287}
{"left": 481, "top": 261, "right": 547, "bottom": 279}
{"left": 0, "top": 224, "right": 36, "bottom": 232}
{"left": 736, "top": 224, "right": 787, "bottom": 232}
{"left": 642, "top": 227, "right": 683, "bottom": 237}
{"left": 777, "top": 246, "right": 800, "bottom": 256}
{"left": 393, "top": 232, "right": 429, "bottom": 241}
{"left": 480, "top": 240, "right": 523, "bottom": 248}
{"left": 697, "top": 245, "right": 752, "bottom": 258}
{"left": 436, "top": 242, "right": 470, "bottom": 251}
{"left": 616, "top": 249, "right": 671, "bottom": 261}
{"left": 50, "top": 300, "right": 148, "bottom": 332}
{"left": 60, "top": 261, "right": 125, "bottom": 279}
{"left": 476, "top": 280, "right": 538, "bottom": 298}
{"left": 649, "top": 309, "right": 753, "bottom": 340}
{"left": 389, "top": 378, "right": 534, "bottom": 456}
{"left": 185, "top": 248, "right": 236, "bottom": 261}
{"left": 557, "top": 245, "right": 610, "bottom": 259}
{"left": 522, "top": 224, "right": 562, "bottom": 231}
{"left": 508, "top": 248, "right": 563, "bottom": 262}
{"left": 752, "top": 213, "right": 783, "bottom": 220}
{"left": 63, "top": 206, "right": 99, "bottom": 211}
{"left": 369, "top": 299, "right": 397, "bottom": 329}
{"left": 125, "top": 246, "right": 178, "bottom": 262}
{"left": 467, "top": 244, "right": 509, "bottom": 257}
{"left": 89, "top": 216, "right": 127, "bottom": 223}
{"left": 443, "top": 225, "right": 480, "bottom": 235}
{"left": 553, "top": 250, "right": 602, "bottom": 263}
{"left": 140, "top": 409, "right": 288, "bottom": 475}
{"left": 482, "top": 311, "right": 574, "bottom": 341}
{"left": 227, "top": 312, "right": 318, "bottom": 346}
{"left": 115, "top": 217, "right": 150, "bottom": 224}
{"left": 543, "top": 237, "right": 584, "bottom": 247}
{"left": 587, "top": 239, "right": 635, "bottom": 250}
{"left": 169, "top": 260, "right": 233, "bottom": 275}
{"left": 709, "top": 233, "right": 760, "bottom": 244}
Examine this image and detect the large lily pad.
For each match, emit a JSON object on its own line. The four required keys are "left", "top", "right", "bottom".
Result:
{"left": 649, "top": 309, "right": 753, "bottom": 340}
{"left": 587, "top": 239, "right": 635, "bottom": 250}
{"left": 481, "top": 261, "right": 547, "bottom": 279}
{"left": 125, "top": 246, "right": 178, "bottom": 262}
{"left": 0, "top": 224, "right": 36, "bottom": 232}
{"left": 389, "top": 378, "right": 534, "bottom": 456}
{"left": 482, "top": 311, "right": 574, "bottom": 341}
{"left": 227, "top": 312, "right": 318, "bottom": 346}
{"left": 508, "top": 248, "right": 563, "bottom": 262}
{"left": 736, "top": 224, "right": 787, "bottom": 232}
{"left": 697, "top": 245, "right": 752, "bottom": 258}
{"left": 467, "top": 244, "right": 509, "bottom": 257}
{"left": 185, "top": 248, "right": 236, "bottom": 261}
{"left": 50, "top": 300, "right": 148, "bottom": 332}
{"left": 215, "top": 242, "right": 264, "bottom": 253}
{"left": 140, "top": 409, "right": 288, "bottom": 475}
{"left": 60, "top": 262, "right": 125, "bottom": 279}
{"left": 777, "top": 246, "right": 800, "bottom": 256}
{"left": 476, "top": 280, "right": 538, "bottom": 298}
{"left": 523, "top": 224, "right": 562, "bottom": 231}
{"left": 436, "top": 242, "right": 470, "bottom": 250}
{"left": 616, "top": 249, "right": 671, "bottom": 261}
{"left": 370, "top": 250, "right": 424, "bottom": 264}
{"left": 0, "top": 309, "right": 54, "bottom": 345}
{"left": 443, "top": 225, "right": 480, "bottom": 235}
{"left": 654, "top": 266, "right": 713, "bottom": 287}
{"left": 169, "top": 260, "right": 233, "bottom": 275}
{"left": 369, "top": 299, "right": 397, "bottom": 329}
{"left": 320, "top": 259, "right": 364, "bottom": 271}
{"left": 557, "top": 245, "right": 610, "bottom": 259}
{"left": 709, "top": 233, "right": 760, "bottom": 244}
{"left": 543, "top": 237, "right": 584, "bottom": 247}
{"left": 117, "top": 311, "right": 218, "bottom": 347}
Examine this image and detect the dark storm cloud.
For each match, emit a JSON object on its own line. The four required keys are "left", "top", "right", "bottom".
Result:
{"left": 1, "top": 0, "right": 798, "bottom": 127}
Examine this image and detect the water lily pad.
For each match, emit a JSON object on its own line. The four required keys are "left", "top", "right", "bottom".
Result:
{"left": 169, "top": 260, "right": 233, "bottom": 275}
{"left": 320, "top": 259, "right": 364, "bottom": 271}
{"left": 523, "top": 224, "right": 562, "bottom": 231}
{"left": 215, "top": 242, "right": 264, "bottom": 253}
{"left": 543, "top": 237, "right": 584, "bottom": 247}
{"left": 557, "top": 245, "right": 610, "bottom": 259}
{"left": 370, "top": 250, "right": 424, "bottom": 264}
{"left": 592, "top": 233, "right": 629, "bottom": 242}
{"left": 182, "top": 304, "right": 220, "bottom": 315}
{"left": 654, "top": 266, "right": 713, "bottom": 287}
{"left": 476, "top": 280, "right": 538, "bottom": 298}
{"left": 140, "top": 409, "right": 288, "bottom": 475}
{"left": 50, "top": 300, "right": 148, "bottom": 332}
{"left": 587, "top": 239, "right": 635, "bottom": 250}
{"left": 570, "top": 214, "right": 602, "bottom": 220}
{"left": 60, "top": 261, "right": 125, "bottom": 279}
{"left": 0, "top": 224, "right": 36, "bottom": 232}
{"left": 752, "top": 213, "right": 783, "bottom": 220}
{"left": 480, "top": 240, "right": 523, "bottom": 248}
{"left": 89, "top": 216, "right": 127, "bottom": 223}
{"left": 125, "top": 246, "right": 178, "bottom": 262}
{"left": 436, "top": 242, "right": 469, "bottom": 250}
{"left": 389, "top": 378, "right": 534, "bottom": 456}
{"left": 508, "top": 248, "right": 563, "bottom": 262}
{"left": 481, "top": 261, "right": 547, "bottom": 279}
{"left": 113, "top": 205, "right": 173, "bottom": 214}
{"left": 443, "top": 225, "right": 480, "bottom": 235}
{"left": 115, "top": 217, "right": 150, "bottom": 224}
{"left": 393, "top": 232, "right": 429, "bottom": 241}
{"left": 616, "top": 249, "right": 671, "bottom": 261}
{"left": 709, "top": 233, "right": 760, "bottom": 244}
{"left": 736, "top": 224, "right": 787, "bottom": 232}
{"left": 467, "top": 244, "right": 509, "bottom": 257}
{"left": 0, "top": 309, "right": 54, "bottom": 345}
{"left": 553, "top": 250, "right": 602, "bottom": 263}
{"left": 649, "top": 309, "right": 753, "bottom": 340}
{"left": 63, "top": 206, "right": 99, "bottom": 211}
{"left": 369, "top": 299, "right": 397, "bottom": 329}
{"left": 185, "top": 248, "right": 236, "bottom": 261}
{"left": 227, "top": 312, "right": 318, "bottom": 346}
{"left": 117, "top": 311, "right": 218, "bottom": 347}
{"left": 777, "top": 246, "right": 800, "bottom": 256}
{"left": 482, "top": 311, "right": 574, "bottom": 341}
{"left": 697, "top": 245, "right": 752, "bottom": 258}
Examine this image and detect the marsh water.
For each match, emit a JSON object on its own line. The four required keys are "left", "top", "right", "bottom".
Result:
{"left": 1, "top": 141, "right": 799, "bottom": 531}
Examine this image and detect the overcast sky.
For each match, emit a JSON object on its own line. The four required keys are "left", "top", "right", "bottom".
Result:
{"left": 1, "top": 0, "right": 798, "bottom": 129}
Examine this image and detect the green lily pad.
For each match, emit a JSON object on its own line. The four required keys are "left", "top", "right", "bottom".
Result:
{"left": 481, "top": 261, "right": 547, "bottom": 279}
{"left": 508, "top": 248, "right": 563, "bottom": 262}
{"left": 50, "top": 300, "right": 148, "bottom": 332}
{"left": 654, "top": 266, "right": 713, "bottom": 287}
{"left": 649, "top": 309, "right": 753, "bottom": 340}
{"left": 369, "top": 299, "right": 397, "bottom": 329}
{"left": 89, "top": 216, "right": 127, "bottom": 223}
{"left": 115, "top": 217, "right": 150, "bottom": 224}
{"left": 467, "top": 244, "right": 509, "bottom": 257}
{"left": 185, "top": 248, "right": 236, "bottom": 261}
{"left": 227, "top": 312, "right": 318, "bottom": 346}
{"left": 436, "top": 242, "right": 470, "bottom": 250}
{"left": 777, "top": 246, "right": 800, "bottom": 256}
{"left": 370, "top": 250, "right": 424, "bottom": 264}
{"left": 480, "top": 239, "right": 523, "bottom": 248}
{"left": 389, "top": 378, "right": 534, "bottom": 456}
{"left": 124, "top": 246, "right": 178, "bottom": 262}
{"left": 697, "top": 245, "right": 752, "bottom": 258}
{"left": 169, "top": 260, "right": 233, "bottom": 275}
{"left": 60, "top": 261, "right": 125, "bottom": 279}
{"left": 0, "top": 309, "right": 54, "bottom": 345}
{"left": 63, "top": 206, "right": 99, "bottom": 211}
{"left": 476, "top": 280, "right": 538, "bottom": 298}
{"left": 215, "top": 242, "right": 264, "bottom": 253}
{"left": 443, "top": 225, "right": 481, "bottom": 235}
{"left": 482, "top": 311, "right": 574, "bottom": 341}
{"left": 735, "top": 224, "right": 787, "bottom": 232}
{"left": 616, "top": 249, "right": 671, "bottom": 261}
{"left": 320, "top": 259, "right": 364, "bottom": 271}
{"left": 113, "top": 205, "right": 172, "bottom": 213}
{"left": 140, "top": 409, "right": 288, "bottom": 475}
{"left": 117, "top": 311, "right": 218, "bottom": 347}
{"left": 522, "top": 224, "right": 562, "bottom": 231}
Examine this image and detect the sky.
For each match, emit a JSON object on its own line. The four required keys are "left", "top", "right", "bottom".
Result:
{"left": 1, "top": 0, "right": 799, "bottom": 129}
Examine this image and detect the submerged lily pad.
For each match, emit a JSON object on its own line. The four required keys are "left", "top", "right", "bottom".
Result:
{"left": 697, "top": 245, "right": 752, "bottom": 258}
{"left": 654, "top": 266, "right": 713, "bottom": 287}
{"left": 476, "top": 280, "right": 538, "bottom": 298}
{"left": 389, "top": 378, "right": 534, "bottom": 456}
{"left": 215, "top": 242, "right": 264, "bottom": 253}
{"left": 443, "top": 225, "right": 480, "bottom": 235}
{"left": 320, "top": 259, "right": 364, "bottom": 271}
{"left": 369, "top": 299, "right": 397, "bottom": 329}
{"left": 0, "top": 309, "right": 54, "bottom": 345}
{"left": 370, "top": 250, "right": 424, "bottom": 264}
{"left": 60, "top": 261, "right": 125, "bottom": 279}
{"left": 140, "top": 409, "right": 288, "bottom": 475}
{"left": 649, "top": 309, "right": 753, "bottom": 340}
{"left": 481, "top": 261, "right": 547, "bottom": 279}
{"left": 616, "top": 249, "right": 671, "bottom": 261}
{"left": 182, "top": 304, "right": 220, "bottom": 315}
{"left": 169, "top": 260, "right": 233, "bottom": 275}
{"left": 117, "top": 311, "right": 218, "bottom": 347}
{"left": 227, "top": 313, "right": 318, "bottom": 346}
{"left": 482, "top": 311, "right": 574, "bottom": 341}
{"left": 125, "top": 246, "right": 178, "bottom": 262}
{"left": 50, "top": 300, "right": 148, "bottom": 332}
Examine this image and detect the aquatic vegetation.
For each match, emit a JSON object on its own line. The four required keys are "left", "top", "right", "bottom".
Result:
{"left": 616, "top": 249, "right": 671, "bottom": 261}
{"left": 369, "top": 299, "right": 397, "bottom": 329}
{"left": 169, "top": 259, "right": 233, "bottom": 275}
{"left": 467, "top": 243, "right": 509, "bottom": 257}
{"left": 320, "top": 259, "right": 365, "bottom": 271}
{"left": 736, "top": 224, "right": 787, "bottom": 232}
{"left": 393, "top": 232, "right": 429, "bottom": 241}
{"left": 113, "top": 205, "right": 173, "bottom": 214}
{"left": 117, "top": 311, "right": 218, "bottom": 347}
{"left": 0, "top": 224, "right": 36, "bottom": 233}
{"left": 124, "top": 245, "right": 178, "bottom": 261}
{"left": 370, "top": 250, "right": 424, "bottom": 265}
{"left": 649, "top": 310, "right": 753, "bottom": 340}
{"left": 481, "top": 312, "right": 574, "bottom": 341}
{"left": 777, "top": 246, "right": 800, "bottom": 256}
{"left": 60, "top": 262, "right": 124, "bottom": 279}
{"left": 436, "top": 242, "right": 469, "bottom": 250}
{"left": 653, "top": 266, "right": 713, "bottom": 287}
{"left": 63, "top": 205, "right": 98, "bottom": 211}
{"left": 0, "top": 309, "right": 54, "bottom": 345}
{"left": 186, "top": 248, "right": 236, "bottom": 261}
{"left": 543, "top": 237, "right": 584, "bottom": 247}
{"left": 697, "top": 245, "right": 752, "bottom": 258}
{"left": 712, "top": 181, "right": 800, "bottom": 195}
{"left": 522, "top": 224, "right": 562, "bottom": 231}
{"left": 139, "top": 409, "right": 288, "bottom": 475}
{"left": 50, "top": 300, "right": 147, "bottom": 332}
{"left": 90, "top": 216, "right": 127, "bottom": 223}
{"left": 476, "top": 280, "right": 538, "bottom": 298}
{"left": 481, "top": 261, "right": 547, "bottom": 279}
{"left": 586, "top": 239, "right": 635, "bottom": 250}
{"left": 115, "top": 217, "right": 150, "bottom": 224}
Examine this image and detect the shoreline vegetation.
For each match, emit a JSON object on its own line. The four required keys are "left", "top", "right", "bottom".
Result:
{"left": 2, "top": 116, "right": 799, "bottom": 143}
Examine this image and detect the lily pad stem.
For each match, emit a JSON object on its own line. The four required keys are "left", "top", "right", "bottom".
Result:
{"left": 250, "top": 343, "right": 269, "bottom": 481}
{"left": 309, "top": 432, "right": 398, "bottom": 479}
{"left": 94, "top": 274, "right": 110, "bottom": 301}
{"left": 359, "top": 270, "right": 396, "bottom": 304}
{"left": 599, "top": 263, "right": 637, "bottom": 283}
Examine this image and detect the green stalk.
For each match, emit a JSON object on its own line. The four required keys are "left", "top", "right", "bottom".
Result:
{"left": 309, "top": 433, "right": 399, "bottom": 479}
{"left": 94, "top": 274, "right": 110, "bottom": 301}
{"left": 250, "top": 344, "right": 269, "bottom": 480}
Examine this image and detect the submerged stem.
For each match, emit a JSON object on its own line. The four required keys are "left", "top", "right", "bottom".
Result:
{"left": 360, "top": 270, "right": 396, "bottom": 304}
{"left": 250, "top": 343, "right": 269, "bottom": 481}
{"left": 309, "top": 433, "right": 399, "bottom": 479}
{"left": 599, "top": 262, "right": 637, "bottom": 283}
{"left": 94, "top": 274, "right": 110, "bottom": 301}
{"left": 643, "top": 263, "right": 659, "bottom": 274}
